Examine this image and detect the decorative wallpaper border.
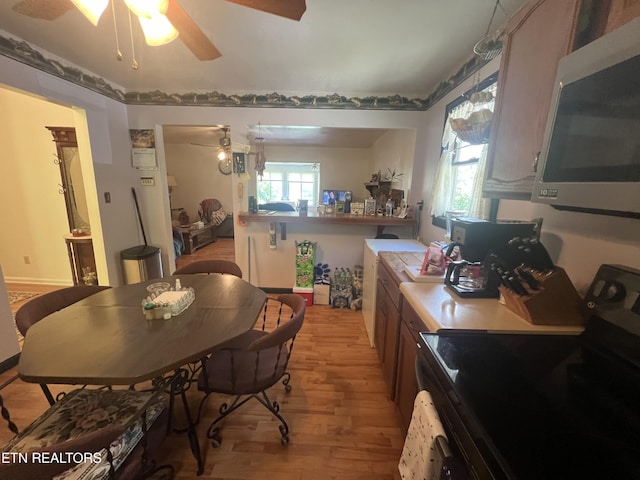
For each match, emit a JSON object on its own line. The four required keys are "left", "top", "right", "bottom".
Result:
{"left": 0, "top": 33, "right": 490, "bottom": 111}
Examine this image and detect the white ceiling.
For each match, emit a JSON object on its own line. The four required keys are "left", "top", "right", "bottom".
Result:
{"left": 0, "top": 0, "right": 527, "bottom": 146}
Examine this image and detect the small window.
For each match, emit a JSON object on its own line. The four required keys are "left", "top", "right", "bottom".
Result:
{"left": 257, "top": 162, "right": 320, "bottom": 206}
{"left": 430, "top": 72, "right": 498, "bottom": 221}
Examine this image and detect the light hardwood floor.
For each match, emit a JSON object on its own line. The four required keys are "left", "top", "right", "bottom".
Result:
{"left": 175, "top": 237, "right": 236, "bottom": 272}
{"left": 1, "top": 238, "right": 405, "bottom": 479}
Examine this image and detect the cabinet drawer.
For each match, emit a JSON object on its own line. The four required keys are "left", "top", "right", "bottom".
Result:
{"left": 378, "top": 261, "right": 402, "bottom": 310}
{"left": 401, "top": 298, "right": 430, "bottom": 338}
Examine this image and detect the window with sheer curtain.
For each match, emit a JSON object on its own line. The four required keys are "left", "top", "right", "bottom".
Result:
{"left": 257, "top": 162, "right": 320, "bottom": 206}
{"left": 430, "top": 74, "right": 498, "bottom": 220}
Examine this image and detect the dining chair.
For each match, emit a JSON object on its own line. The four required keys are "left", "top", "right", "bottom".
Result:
{"left": 0, "top": 379, "right": 173, "bottom": 480}
{"left": 196, "top": 294, "right": 306, "bottom": 448}
{"left": 14, "top": 285, "right": 111, "bottom": 405}
{"left": 173, "top": 259, "right": 242, "bottom": 278}
{"left": 172, "top": 260, "right": 243, "bottom": 387}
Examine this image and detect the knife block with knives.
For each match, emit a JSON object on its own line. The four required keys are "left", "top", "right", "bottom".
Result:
{"left": 489, "top": 237, "right": 585, "bottom": 325}
{"left": 499, "top": 267, "right": 585, "bottom": 325}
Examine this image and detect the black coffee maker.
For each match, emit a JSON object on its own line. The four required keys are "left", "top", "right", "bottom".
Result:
{"left": 444, "top": 218, "right": 537, "bottom": 298}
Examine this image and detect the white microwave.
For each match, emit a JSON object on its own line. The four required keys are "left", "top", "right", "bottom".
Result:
{"left": 532, "top": 17, "right": 640, "bottom": 218}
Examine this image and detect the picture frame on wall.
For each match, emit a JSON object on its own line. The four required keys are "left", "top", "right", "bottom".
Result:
{"left": 233, "top": 152, "right": 246, "bottom": 173}
{"left": 130, "top": 129, "right": 157, "bottom": 170}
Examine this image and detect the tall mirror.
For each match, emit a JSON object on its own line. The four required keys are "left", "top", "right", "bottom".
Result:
{"left": 47, "top": 126, "right": 97, "bottom": 285}
{"left": 46, "top": 126, "right": 90, "bottom": 232}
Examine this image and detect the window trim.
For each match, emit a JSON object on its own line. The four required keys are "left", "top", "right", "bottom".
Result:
{"left": 431, "top": 70, "right": 500, "bottom": 228}
{"left": 256, "top": 162, "right": 320, "bottom": 206}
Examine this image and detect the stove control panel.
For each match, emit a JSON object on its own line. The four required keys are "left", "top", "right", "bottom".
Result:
{"left": 584, "top": 264, "right": 640, "bottom": 332}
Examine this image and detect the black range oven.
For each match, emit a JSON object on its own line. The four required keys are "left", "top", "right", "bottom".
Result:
{"left": 417, "top": 264, "right": 640, "bottom": 480}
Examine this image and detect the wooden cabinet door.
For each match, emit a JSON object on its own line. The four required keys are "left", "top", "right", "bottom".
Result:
{"left": 375, "top": 279, "right": 401, "bottom": 400}
{"left": 483, "top": 0, "right": 581, "bottom": 199}
{"left": 395, "top": 320, "right": 419, "bottom": 434}
{"left": 374, "top": 279, "right": 388, "bottom": 364}
{"left": 382, "top": 293, "right": 401, "bottom": 400}
{"left": 605, "top": 0, "right": 640, "bottom": 33}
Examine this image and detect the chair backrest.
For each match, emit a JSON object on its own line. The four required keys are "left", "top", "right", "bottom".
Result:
{"left": 14, "top": 285, "right": 111, "bottom": 337}
{"left": 198, "top": 294, "right": 306, "bottom": 396}
{"left": 173, "top": 259, "right": 242, "bottom": 278}
{"left": 249, "top": 294, "right": 306, "bottom": 352}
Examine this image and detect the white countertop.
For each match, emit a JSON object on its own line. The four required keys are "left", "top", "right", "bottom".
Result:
{"left": 364, "top": 238, "right": 426, "bottom": 256}
{"left": 400, "top": 282, "right": 584, "bottom": 334}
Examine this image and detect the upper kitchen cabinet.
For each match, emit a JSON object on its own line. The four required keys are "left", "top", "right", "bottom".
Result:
{"left": 483, "top": 0, "right": 581, "bottom": 199}
{"left": 604, "top": 0, "right": 640, "bottom": 33}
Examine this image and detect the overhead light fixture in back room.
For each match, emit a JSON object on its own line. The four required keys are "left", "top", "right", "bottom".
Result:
{"left": 218, "top": 128, "right": 231, "bottom": 161}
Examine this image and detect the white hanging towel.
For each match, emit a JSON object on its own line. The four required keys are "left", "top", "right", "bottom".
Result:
{"left": 399, "top": 390, "right": 448, "bottom": 480}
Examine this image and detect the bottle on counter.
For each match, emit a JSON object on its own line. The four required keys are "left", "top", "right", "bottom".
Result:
{"left": 385, "top": 198, "right": 394, "bottom": 217}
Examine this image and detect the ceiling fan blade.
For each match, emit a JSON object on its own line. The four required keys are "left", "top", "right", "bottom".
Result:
{"left": 12, "top": 0, "right": 74, "bottom": 20}
{"left": 190, "top": 143, "right": 216, "bottom": 147}
{"left": 166, "top": 0, "right": 221, "bottom": 61}
{"left": 226, "top": 0, "right": 306, "bottom": 21}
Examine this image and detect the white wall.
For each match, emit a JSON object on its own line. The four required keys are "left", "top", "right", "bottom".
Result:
{"left": 0, "top": 88, "right": 75, "bottom": 284}
{"left": 165, "top": 143, "right": 234, "bottom": 222}
{"left": 414, "top": 57, "right": 640, "bottom": 294}
{"left": 0, "top": 55, "right": 147, "bottom": 286}
{"left": 372, "top": 128, "right": 417, "bottom": 195}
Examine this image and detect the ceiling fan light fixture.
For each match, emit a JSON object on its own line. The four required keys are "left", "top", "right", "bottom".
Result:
{"left": 123, "top": 0, "right": 169, "bottom": 18}
{"left": 217, "top": 149, "right": 227, "bottom": 161}
{"left": 138, "top": 13, "right": 179, "bottom": 46}
{"left": 70, "top": 0, "right": 108, "bottom": 26}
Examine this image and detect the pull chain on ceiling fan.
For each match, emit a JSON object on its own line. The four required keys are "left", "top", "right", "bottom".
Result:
{"left": 12, "top": 0, "right": 307, "bottom": 62}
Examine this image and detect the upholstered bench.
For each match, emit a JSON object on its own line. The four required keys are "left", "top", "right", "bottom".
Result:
{"left": 1, "top": 388, "right": 170, "bottom": 480}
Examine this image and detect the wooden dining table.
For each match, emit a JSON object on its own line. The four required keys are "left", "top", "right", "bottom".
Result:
{"left": 17, "top": 274, "right": 267, "bottom": 475}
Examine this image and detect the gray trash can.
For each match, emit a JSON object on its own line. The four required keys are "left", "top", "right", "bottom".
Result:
{"left": 121, "top": 245, "right": 163, "bottom": 284}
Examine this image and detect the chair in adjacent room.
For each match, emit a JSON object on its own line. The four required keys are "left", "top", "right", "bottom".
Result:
{"left": 198, "top": 198, "right": 227, "bottom": 225}
{"left": 195, "top": 294, "right": 306, "bottom": 448}
{"left": 14, "top": 285, "right": 112, "bottom": 405}
{"left": 173, "top": 259, "right": 242, "bottom": 278}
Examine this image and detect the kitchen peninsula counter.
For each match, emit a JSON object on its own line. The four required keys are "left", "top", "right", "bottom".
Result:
{"left": 238, "top": 211, "right": 416, "bottom": 239}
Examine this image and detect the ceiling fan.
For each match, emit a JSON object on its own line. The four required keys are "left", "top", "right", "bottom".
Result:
{"left": 191, "top": 127, "right": 234, "bottom": 175}
{"left": 11, "top": 0, "right": 307, "bottom": 61}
